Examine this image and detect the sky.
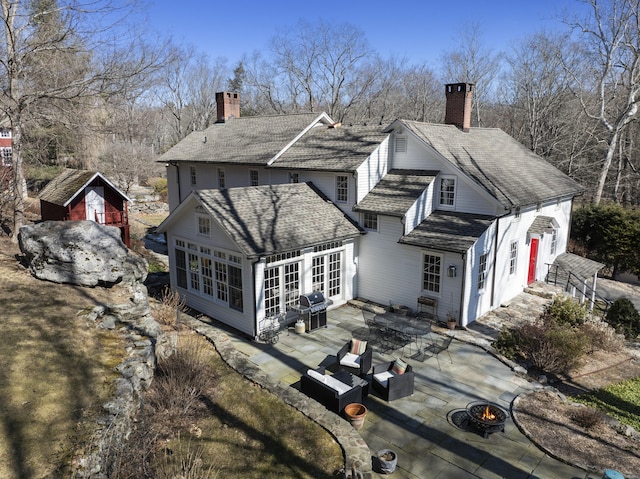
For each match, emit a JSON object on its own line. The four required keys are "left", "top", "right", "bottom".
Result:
{"left": 146, "top": 0, "right": 586, "bottom": 68}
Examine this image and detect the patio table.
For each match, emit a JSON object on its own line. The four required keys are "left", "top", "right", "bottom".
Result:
{"left": 374, "top": 313, "right": 432, "bottom": 355}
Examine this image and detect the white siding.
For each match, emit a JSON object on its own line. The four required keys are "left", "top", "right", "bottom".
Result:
{"left": 356, "top": 137, "right": 390, "bottom": 202}
{"left": 461, "top": 224, "right": 496, "bottom": 326}
{"left": 405, "top": 182, "right": 435, "bottom": 232}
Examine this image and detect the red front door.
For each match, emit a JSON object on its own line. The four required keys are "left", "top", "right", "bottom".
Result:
{"left": 527, "top": 238, "right": 539, "bottom": 284}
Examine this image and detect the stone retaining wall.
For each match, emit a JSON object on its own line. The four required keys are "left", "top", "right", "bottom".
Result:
{"left": 181, "top": 315, "right": 373, "bottom": 479}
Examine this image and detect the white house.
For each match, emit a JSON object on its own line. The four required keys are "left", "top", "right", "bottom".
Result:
{"left": 158, "top": 86, "right": 587, "bottom": 338}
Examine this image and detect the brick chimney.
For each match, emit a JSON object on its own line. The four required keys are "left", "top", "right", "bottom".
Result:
{"left": 215, "top": 92, "right": 240, "bottom": 123}
{"left": 444, "top": 83, "right": 474, "bottom": 132}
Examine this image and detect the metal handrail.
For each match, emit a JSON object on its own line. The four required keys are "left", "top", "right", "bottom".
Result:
{"left": 546, "top": 264, "right": 612, "bottom": 315}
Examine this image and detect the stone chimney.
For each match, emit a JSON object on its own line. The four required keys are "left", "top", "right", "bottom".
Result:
{"left": 444, "top": 82, "right": 474, "bottom": 132}
{"left": 215, "top": 92, "right": 240, "bottom": 123}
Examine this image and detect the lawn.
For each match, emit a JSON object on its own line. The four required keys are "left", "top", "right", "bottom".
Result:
{"left": 576, "top": 376, "right": 640, "bottom": 430}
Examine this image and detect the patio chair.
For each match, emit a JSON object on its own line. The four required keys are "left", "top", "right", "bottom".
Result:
{"left": 372, "top": 359, "right": 415, "bottom": 401}
{"left": 362, "top": 310, "right": 382, "bottom": 343}
{"left": 337, "top": 338, "right": 372, "bottom": 377}
{"left": 423, "top": 334, "right": 453, "bottom": 370}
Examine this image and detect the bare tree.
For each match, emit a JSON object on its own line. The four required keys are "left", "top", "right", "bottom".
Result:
{"left": 563, "top": 0, "right": 640, "bottom": 204}
{"left": 268, "top": 19, "right": 374, "bottom": 121}
{"left": 440, "top": 22, "right": 502, "bottom": 126}
{"left": 0, "top": 0, "right": 169, "bottom": 240}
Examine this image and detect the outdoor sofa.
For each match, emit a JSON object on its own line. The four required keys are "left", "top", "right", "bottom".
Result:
{"left": 300, "top": 366, "right": 363, "bottom": 414}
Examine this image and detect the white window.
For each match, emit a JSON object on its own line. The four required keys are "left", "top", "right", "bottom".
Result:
{"left": 289, "top": 172, "right": 299, "bottom": 183}
{"left": 395, "top": 137, "right": 407, "bottom": 153}
{"left": 478, "top": 253, "right": 488, "bottom": 291}
{"left": 509, "top": 241, "right": 518, "bottom": 275}
{"left": 0, "top": 129, "right": 10, "bottom": 138}
{"left": 1, "top": 148, "right": 11, "bottom": 166}
{"left": 514, "top": 207, "right": 521, "bottom": 220}
{"left": 536, "top": 203, "right": 542, "bottom": 212}
{"left": 363, "top": 212, "right": 378, "bottom": 231}
{"left": 336, "top": 175, "right": 348, "bottom": 203}
{"left": 174, "top": 239, "right": 243, "bottom": 311}
{"left": 197, "top": 214, "right": 211, "bottom": 237}
{"left": 264, "top": 252, "right": 302, "bottom": 316}
{"left": 439, "top": 176, "right": 456, "bottom": 207}
{"left": 217, "top": 168, "right": 225, "bottom": 188}
{"left": 189, "top": 166, "right": 197, "bottom": 186}
{"left": 550, "top": 229, "right": 557, "bottom": 255}
{"left": 422, "top": 253, "right": 442, "bottom": 294}
{"left": 249, "top": 169, "right": 259, "bottom": 186}
{"left": 312, "top": 243, "right": 342, "bottom": 297}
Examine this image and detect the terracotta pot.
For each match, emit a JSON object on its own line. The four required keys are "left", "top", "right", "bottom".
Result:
{"left": 344, "top": 403, "right": 367, "bottom": 430}
{"left": 447, "top": 319, "right": 457, "bottom": 330}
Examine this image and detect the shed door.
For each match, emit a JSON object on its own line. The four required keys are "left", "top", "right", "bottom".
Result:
{"left": 527, "top": 238, "right": 539, "bottom": 284}
{"left": 85, "top": 186, "right": 105, "bottom": 223}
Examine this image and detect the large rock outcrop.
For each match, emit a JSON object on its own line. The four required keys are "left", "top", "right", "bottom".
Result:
{"left": 19, "top": 220, "right": 147, "bottom": 286}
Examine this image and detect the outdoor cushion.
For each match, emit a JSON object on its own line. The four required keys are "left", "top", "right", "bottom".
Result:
{"left": 307, "top": 369, "right": 327, "bottom": 383}
{"left": 350, "top": 339, "right": 367, "bottom": 355}
{"left": 373, "top": 370, "right": 395, "bottom": 388}
{"left": 392, "top": 358, "right": 407, "bottom": 375}
{"left": 340, "top": 352, "right": 361, "bottom": 369}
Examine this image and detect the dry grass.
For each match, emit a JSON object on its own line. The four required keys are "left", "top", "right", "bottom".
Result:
{"left": 0, "top": 236, "right": 128, "bottom": 479}
{"left": 114, "top": 332, "right": 343, "bottom": 478}
{"left": 514, "top": 389, "right": 640, "bottom": 477}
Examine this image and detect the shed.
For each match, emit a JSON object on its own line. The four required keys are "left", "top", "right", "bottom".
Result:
{"left": 39, "top": 168, "right": 131, "bottom": 247}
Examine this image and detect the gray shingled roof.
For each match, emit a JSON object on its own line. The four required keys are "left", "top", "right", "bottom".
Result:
{"left": 159, "top": 113, "right": 324, "bottom": 165}
{"left": 399, "top": 210, "right": 495, "bottom": 253}
{"left": 193, "top": 183, "right": 362, "bottom": 258}
{"left": 354, "top": 169, "right": 438, "bottom": 217}
{"left": 528, "top": 216, "right": 558, "bottom": 236}
{"left": 38, "top": 168, "right": 128, "bottom": 206}
{"left": 399, "top": 121, "right": 585, "bottom": 208}
{"left": 272, "top": 124, "right": 389, "bottom": 172}
{"left": 553, "top": 253, "right": 604, "bottom": 281}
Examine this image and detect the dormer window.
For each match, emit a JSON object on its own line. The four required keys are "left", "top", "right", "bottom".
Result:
{"left": 439, "top": 176, "right": 456, "bottom": 208}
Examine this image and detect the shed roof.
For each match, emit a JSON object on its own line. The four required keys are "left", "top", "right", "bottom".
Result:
{"left": 399, "top": 210, "right": 495, "bottom": 254}
{"left": 159, "top": 113, "right": 328, "bottom": 166}
{"left": 38, "top": 168, "right": 129, "bottom": 207}
{"left": 271, "top": 124, "right": 389, "bottom": 172}
{"left": 396, "top": 121, "right": 585, "bottom": 208}
{"left": 174, "top": 183, "right": 362, "bottom": 258}
{"left": 354, "top": 169, "right": 438, "bottom": 217}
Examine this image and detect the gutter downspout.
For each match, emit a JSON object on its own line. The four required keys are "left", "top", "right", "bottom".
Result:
{"left": 490, "top": 216, "right": 500, "bottom": 308}
{"left": 167, "top": 161, "right": 181, "bottom": 205}
{"left": 458, "top": 252, "right": 466, "bottom": 326}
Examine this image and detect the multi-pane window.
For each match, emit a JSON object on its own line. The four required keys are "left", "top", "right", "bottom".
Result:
{"left": 550, "top": 229, "right": 557, "bottom": 255}
{"left": 174, "top": 239, "right": 243, "bottom": 311}
{"left": 190, "top": 166, "right": 197, "bottom": 185}
{"left": 514, "top": 207, "right": 521, "bottom": 219}
{"left": 363, "top": 212, "right": 378, "bottom": 231}
{"left": 509, "top": 242, "right": 518, "bottom": 275}
{"left": 439, "top": 177, "right": 456, "bottom": 207}
{"left": 328, "top": 252, "right": 341, "bottom": 297}
{"left": 422, "top": 254, "right": 442, "bottom": 294}
{"left": 197, "top": 215, "right": 210, "bottom": 237}
{"left": 1, "top": 148, "right": 12, "bottom": 166}
{"left": 312, "top": 256, "right": 324, "bottom": 292}
{"left": 478, "top": 253, "right": 488, "bottom": 290}
{"left": 217, "top": 168, "right": 225, "bottom": 188}
{"left": 264, "top": 267, "right": 280, "bottom": 317}
{"left": 249, "top": 170, "right": 259, "bottom": 186}
{"left": 289, "top": 172, "right": 299, "bottom": 183}
{"left": 0, "top": 129, "right": 10, "bottom": 138}
{"left": 283, "top": 263, "right": 300, "bottom": 308}
{"left": 336, "top": 175, "right": 348, "bottom": 202}
{"left": 175, "top": 243, "right": 187, "bottom": 289}
{"left": 395, "top": 137, "right": 407, "bottom": 153}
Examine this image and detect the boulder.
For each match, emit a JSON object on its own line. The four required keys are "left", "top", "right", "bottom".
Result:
{"left": 19, "top": 220, "right": 147, "bottom": 287}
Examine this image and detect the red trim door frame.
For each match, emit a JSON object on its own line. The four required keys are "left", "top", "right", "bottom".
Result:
{"left": 527, "top": 238, "right": 539, "bottom": 284}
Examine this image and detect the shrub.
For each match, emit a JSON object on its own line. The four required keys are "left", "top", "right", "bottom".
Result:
{"left": 605, "top": 298, "right": 640, "bottom": 340}
{"left": 579, "top": 320, "right": 624, "bottom": 352}
{"left": 153, "top": 286, "right": 187, "bottom": 326}
{"left": 570, "top": 406, "right": 606, "bottom": 430}
{"left": 153, "top": 178, "right": 168, "bottom": 202}
{"left": 495, "top": 318, "right": 590, "bottom": 374}
{"left": 543, "top": 295, "right": 589, "bottom": 326}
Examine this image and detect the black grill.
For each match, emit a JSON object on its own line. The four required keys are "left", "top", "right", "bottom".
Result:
{"left": 298, "top": 291, "right": 328, "bottom": 331}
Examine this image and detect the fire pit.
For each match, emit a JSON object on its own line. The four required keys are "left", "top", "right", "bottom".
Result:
{"left": 466, "top": 401, "right": 509, "bottom": 438}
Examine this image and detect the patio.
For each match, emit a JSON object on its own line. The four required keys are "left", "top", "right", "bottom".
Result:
{"left": 197, "top": 302, "right": 595, "bottom": 479}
